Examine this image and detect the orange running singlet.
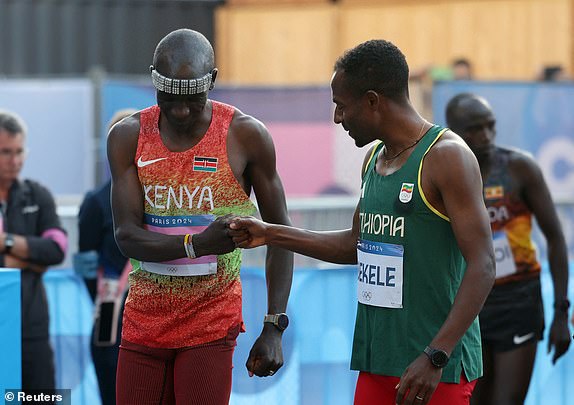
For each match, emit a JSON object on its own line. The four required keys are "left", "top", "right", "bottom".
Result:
{"left": 122, "top": 101, "right": 256, "bottom": 348}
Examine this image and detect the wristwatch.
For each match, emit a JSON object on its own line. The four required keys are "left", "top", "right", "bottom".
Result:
{"left": 4, "top": 233, "right": 15, "bottom": 254}
{"left": 554, "top": 298, "right": 570, "bottom": 313}
{"left": 424, "top": 346, "right": 449, "bottom": 368}
{"left": 264, "top": 313, "right": 289, "bottom": 331}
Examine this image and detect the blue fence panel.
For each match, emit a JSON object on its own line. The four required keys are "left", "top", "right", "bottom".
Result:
{"left": 45, "top": 270, "right": 100, "bottom": 405}
{"left": 526, "top": 264, "right": 574, "bottom": 405}
{"left": 0, "top": 268, "right": 21, "bottom": 391}
{"left": 43, "top": 264, "right": 573, "bottom": 405}
{"left": 231, "top": 267, "right": 358, "bottom": 405}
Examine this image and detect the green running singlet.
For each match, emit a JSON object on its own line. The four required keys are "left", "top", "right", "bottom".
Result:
{"left": 352, "top": 125, "right": 482, "bottom": 383}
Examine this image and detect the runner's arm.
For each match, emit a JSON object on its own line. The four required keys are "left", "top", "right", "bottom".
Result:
{"left": 395, "top": 134, "right": 495, "bottom": 405}
{"left": 230, "top": 143, "right": 378, "bottom": 264}
{"left": 518, "top": 154, "right": 570, "bottom": 362}
{"left": 108, "top": 116, "right": 234, "bottom": 262}
{"left": 427, "top": 137, "right": 495, "bottom": 354}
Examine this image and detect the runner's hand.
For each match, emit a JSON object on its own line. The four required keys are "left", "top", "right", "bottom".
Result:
{"left": 395, "top": 354, "right": 441, "bottom": 405}
{"left": 229, "top": 216, "right": 268, "bottom": 248}
{"left": 548, "top": 314, "right": 571, "bottom": 364}
{"left": 246, "top": 324, "right": 284, "bottom": 377}
{"left": 193, "top": 214, "right": 237, "bottom": 256}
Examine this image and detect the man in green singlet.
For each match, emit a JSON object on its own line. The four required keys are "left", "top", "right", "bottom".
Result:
{"left": 230, "top": 40, "right": 495, "bottom": 405}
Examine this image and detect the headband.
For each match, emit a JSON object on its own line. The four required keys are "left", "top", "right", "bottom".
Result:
{"left": 150, "top": 65, "right": 214, "bottom": 95}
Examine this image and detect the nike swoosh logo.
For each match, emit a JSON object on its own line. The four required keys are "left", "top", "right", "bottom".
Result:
{"left": 137, "top": 156, "right": 168, "bottom": 168}
{"left": 513, "top": 332, "right": 535, "bottom": 345}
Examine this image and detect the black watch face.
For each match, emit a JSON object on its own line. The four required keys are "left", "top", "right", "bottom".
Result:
{"left": 431, "top": 350, "right": 449, "bottom": 368}
{"left": 277, "top": 314, "right": 289, "bottom": 330}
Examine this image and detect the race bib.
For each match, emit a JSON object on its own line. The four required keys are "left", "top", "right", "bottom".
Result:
{"left": 493, "top": 231, "right": 517, "bottom": 278}
{"left": 357, "top": 239, "right": 404, "bottom": 308}
{"left": 142, "top": 213, "right": 218, "bottom": 276}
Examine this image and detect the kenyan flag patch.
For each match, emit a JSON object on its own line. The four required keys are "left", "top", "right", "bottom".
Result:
{"left": 193, "top": 156, "right": 218, "bottom": 172}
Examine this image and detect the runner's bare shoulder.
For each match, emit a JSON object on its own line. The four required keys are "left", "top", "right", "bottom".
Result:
{"left": 425, "top": 129, "right": 475, "bottom": 166}
{"left": 107, "top": 112, "right": 141, "bottom": 162}
{"left": 228, "top": 107, "right": 275, "bottom": 158}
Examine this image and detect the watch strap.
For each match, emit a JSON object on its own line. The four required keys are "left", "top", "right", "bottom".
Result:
{"left": 264, "top": 314, "right": 280, "bottom": 324}
{"left": 4, "top": 233, "right": 14, "bottom": 254}
{"left": 263, "top": 313, "right": 288, "bottom": 331}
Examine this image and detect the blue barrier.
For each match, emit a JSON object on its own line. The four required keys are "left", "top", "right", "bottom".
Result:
{"left": 0, "top": 268, "right": 21, "bottom": 391}
{"left": 45, "top": 270, "right": 100, "bottom": 405}
{"left": 43, "top": 265, "right": 574, "bottom": 405}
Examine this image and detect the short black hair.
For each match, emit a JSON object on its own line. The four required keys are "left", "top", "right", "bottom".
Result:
{"left": 452, "top": 58, "right": 471, "bottom": 69}
{"left": 0, "top": 110, "right": 27, "bottom": 136}
{"left": 541, "top": 65, "right": 563, "bottom": 81}
{"left": 334, "top": 39, "right": 409, "bottom": 100}
{"left": 445, "top": 93, "right": 477, "bottom": 127}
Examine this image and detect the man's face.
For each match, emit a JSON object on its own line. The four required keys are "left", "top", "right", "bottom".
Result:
{"left": 157, "top": 91, "right": 208, "bottom": 132}
{"left": 331, "top": 70, "right": 374, "bottom": 147}
{"left": 453, "top": 98, "right": 496, "bottom": 158}
{"left": 453, "top": 64, "right": 472, "bottom": 80}
{"left": 0, "top": 130, "right": 26, "bottom": 184}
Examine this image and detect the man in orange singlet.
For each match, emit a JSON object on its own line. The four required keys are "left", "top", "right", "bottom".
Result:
{"left": 107, "top": 29, "right": 293, "bottom": 405}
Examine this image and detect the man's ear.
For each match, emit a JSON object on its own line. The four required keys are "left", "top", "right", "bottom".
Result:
{"left": 364, "top": 90, "right": 380, "bottom": 110}
{"left": 209, "top": 68, "right": 218, "bottom": 90}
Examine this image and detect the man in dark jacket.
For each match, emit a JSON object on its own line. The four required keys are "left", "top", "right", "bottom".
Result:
{"left": 0, "top": 110, "right": 67, "bottom": 392}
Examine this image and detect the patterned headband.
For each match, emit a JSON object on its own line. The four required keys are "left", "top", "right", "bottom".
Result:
{"left": 150, "top": 65, "right": 214, "bottom": 95}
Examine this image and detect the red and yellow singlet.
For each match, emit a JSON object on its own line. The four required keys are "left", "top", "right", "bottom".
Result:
{"left": 485, "top": 147, "right": 541, "bottom": 285}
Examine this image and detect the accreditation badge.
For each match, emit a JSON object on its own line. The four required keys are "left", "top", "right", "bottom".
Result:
{"left": 492, "top": 231, "right": 517, "bottom": 279}
{"left": 357, "top": 239, "right": 404, "bottom": 308}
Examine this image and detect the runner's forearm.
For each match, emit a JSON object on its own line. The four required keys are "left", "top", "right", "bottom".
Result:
{"left": 266, "top": 224, "right": 357, "bottom": 265}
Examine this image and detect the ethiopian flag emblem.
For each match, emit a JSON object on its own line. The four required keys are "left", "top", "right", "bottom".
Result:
{"left": 399, "top": 183, "right": 414, "bottom": 203}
